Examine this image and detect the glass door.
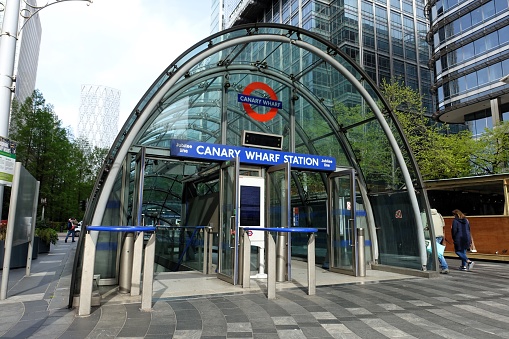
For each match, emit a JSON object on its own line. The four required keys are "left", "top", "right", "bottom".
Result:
{"left": 266, "top": 162, "right": 291, "bottom": 281}
{"left": 218, "top": 158, "right": 240, "bottom": 284}
{"left": 328, "top": 168, "right": 356, "bottom": 275}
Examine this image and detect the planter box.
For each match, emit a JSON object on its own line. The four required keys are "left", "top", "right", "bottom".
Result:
{"left": 0, "top": 241, "right": 30, "bottom": 269}
{"left": 38, "top": 238, "right": 51, "bottom": 254}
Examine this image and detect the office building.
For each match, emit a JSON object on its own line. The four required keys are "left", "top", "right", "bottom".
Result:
{"left": 220, "top": 0, "right": 434, "bottom": 113}
{"left": 78, "top": 85, "right": 120, "bottom": 149}
{"left": 428, "top": 0, "right": 509, "bottom": 137}
{"left": 1, "top": 0, "right": 42, "bottom": 104}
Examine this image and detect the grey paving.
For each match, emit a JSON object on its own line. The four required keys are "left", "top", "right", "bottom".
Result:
{"left": 2, "top": 234, "right": 509, "bottom": 338}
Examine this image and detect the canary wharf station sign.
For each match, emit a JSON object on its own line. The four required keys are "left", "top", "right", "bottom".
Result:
{"left": 170, "top": 140, "right": 336, "bottom": 171}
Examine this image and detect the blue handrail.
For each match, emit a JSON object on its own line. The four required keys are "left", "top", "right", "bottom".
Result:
{"left": 87, "top": 226, "right": 156, "bottom": 232}
{"left": 242, "top": 227, "right": 318, "bottom": 233}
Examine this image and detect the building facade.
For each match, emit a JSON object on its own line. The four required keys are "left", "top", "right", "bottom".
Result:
{"left": 428, "top": 0, "right": 509, "bottom": 137}
{"left": 220, "top": 0, "right": 433, "bottom": 113}
{"left": 0, "top": 0, "right": 42, "bottom": 104}
{"left": 78, "top": 85, "right": 120, "bottom": 149}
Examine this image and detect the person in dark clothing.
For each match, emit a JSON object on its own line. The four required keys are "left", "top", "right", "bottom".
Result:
{"left": 65, "top": 217, "right": 78, "bottom": 243}
{"left": 451, "top": 209, "right": 474, "bottom": 271}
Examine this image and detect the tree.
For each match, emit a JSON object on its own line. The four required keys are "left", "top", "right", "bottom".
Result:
{"left": 471, "top": 121, "right": 509, "bottom": 174}
{"left": 8, "top": 90, "right": 106, "bottom": 223}
{"left": 379, "top": 79, "right": 477, "bottom": 180}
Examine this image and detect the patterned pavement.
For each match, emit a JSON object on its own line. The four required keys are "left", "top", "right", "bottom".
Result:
{"left": 1, "top": 235, "right": 509, "bottom": 338}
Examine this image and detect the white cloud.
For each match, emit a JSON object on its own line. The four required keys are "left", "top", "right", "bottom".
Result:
{"left": 36, "top": 0, "right": 211, "bottom": 134}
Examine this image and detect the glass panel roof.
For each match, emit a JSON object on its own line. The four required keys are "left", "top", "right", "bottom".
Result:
{"left": 90, "top": 23, "right": 423, "bottom": 230}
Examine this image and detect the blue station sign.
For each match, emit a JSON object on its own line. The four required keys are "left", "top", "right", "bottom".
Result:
{"left": 170, "top": 140, "right": 336, "bottom": 171}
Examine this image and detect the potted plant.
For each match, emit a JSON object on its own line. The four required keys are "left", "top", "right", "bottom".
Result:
{"left": 36, "top": 218, "right": 59, "bottom": 251}
{"left": 35, "top": 226, "right": 58, "bottom": 253}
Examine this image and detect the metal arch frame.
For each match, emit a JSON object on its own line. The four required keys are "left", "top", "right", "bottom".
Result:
{"left": 134, "top": 68, "right": 364, "bottom": 204}
{"left": 138, "top": 64, "right": 362, "bottom": 176}
{"left": 88, "top": 28, "right": 426, "bottom": 268}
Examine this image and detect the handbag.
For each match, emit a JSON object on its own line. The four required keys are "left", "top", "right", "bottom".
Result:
{"left": 436, "top": 243, "right": 445, "bottom": 256}
{"left": 426, "top": 241, "right": 445, "bottom": 256}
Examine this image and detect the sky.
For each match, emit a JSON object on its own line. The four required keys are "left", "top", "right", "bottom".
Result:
{"left": 35, "top": 0, "right": 212, "bottom": 135}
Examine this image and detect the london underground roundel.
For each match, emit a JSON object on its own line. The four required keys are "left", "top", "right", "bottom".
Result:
{"left": 237, "top": 82, "right": 282, "bottom": 122}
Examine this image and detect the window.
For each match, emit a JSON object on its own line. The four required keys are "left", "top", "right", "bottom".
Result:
{"left": 466, "top": 72, "right": 478, "bottom": 89}
{"left": 495, "top": 0, "right": 509, "bottom": 13}
{"left": 364, "top": 51, "right": 376, "bottom": 68}
{"left": 474, "top": 38, "right": 486, "bottom": 55}
{"left": 438, "top": 86, "right": 444, "bottom": 102}
{"left": 477, "top": 67, "right": 489, "bottom": 86}
{"left": 450, "top": 78, "right": 459, "bottom": 95}
{"left": 499, "top": 25, "right": 509, "bottom": 44}
{"left": 488, "top": 63, "right": 502, "bottom": 82}
{"left": 394, "top": 60, "right": 405, "bottom": 77}
{"left": 485, "top": 31, "right": 499, "bottom": 51}
{"left": 291, "top": 13, "right": 299, "bottom": 26}
{"left": 436, "top": 0, "right": 443, "bottom": 16}
{"left": 458, "top": 75, "right": 467, "bottom": 93}
{"left": 470, "top": 8, "right": 482, "bottom": 26}
{"left": 482, "top": 0, "right": 496, "bottom": 19}
{"left": 403, "top": 1, "right": 413, "bottom": 14}
{"left": 435, "top": 59, "right": 442, "bottom": 74}
{"left": 502, "top": 59, "right": 509, "bottom": 76}
{"left": 462, "top": 42, "right": 474, "bottom": 61}
{"left": 459, "top": 12, "right": 472, "bottom": 31}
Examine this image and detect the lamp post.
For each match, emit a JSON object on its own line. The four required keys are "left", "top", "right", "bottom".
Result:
{"left": 0, "top": 0, "right": 21, "bottom": 139}
{"left": 0, "top": 0, "right": 92, "bottom": 221}
{"left": 1, "top": 0, "right": 93, "bottom": 138}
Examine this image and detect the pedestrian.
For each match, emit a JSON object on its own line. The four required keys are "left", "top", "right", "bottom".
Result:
{"left": 431, "top": 208, "right": 449, "bottom": 274}
{"left": 451, "top": 209, "right": 474, "bottom": 271}
{"left": 65, "top": 217, "right": 77, "bottom": 243}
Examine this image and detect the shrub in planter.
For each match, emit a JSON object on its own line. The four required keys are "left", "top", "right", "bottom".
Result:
{"left": 35, "top": 227, "right": 58, "bottom": 253}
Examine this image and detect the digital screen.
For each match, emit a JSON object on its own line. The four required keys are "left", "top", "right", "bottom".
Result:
{"left": 240, "top": 186, "right": 261, "bottom": 226}
{"left": 243, "top": 131, "right": 282, "bottom": 150}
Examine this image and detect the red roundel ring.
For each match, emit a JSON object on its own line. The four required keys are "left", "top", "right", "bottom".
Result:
{"left": 242, "top": 82, "right": 278, "bottom": 122}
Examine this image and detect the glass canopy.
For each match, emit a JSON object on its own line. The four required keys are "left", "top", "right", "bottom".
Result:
{"left": 71, "top": 24, "right": 434, "bottom": 305}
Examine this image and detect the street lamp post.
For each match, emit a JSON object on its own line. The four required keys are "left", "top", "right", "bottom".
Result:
{"left": 0, "top": 0, "right": 21, "bottom": 138}
{"left": 1, "top": 0, "right": 93, "bottom": 138}
{"left": 0, "top": 0, "right": 92, "bottom": 222}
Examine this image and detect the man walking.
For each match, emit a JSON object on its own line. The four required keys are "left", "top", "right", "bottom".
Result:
{"left": 65, "top": 217, "right": 77, "bottom": 243}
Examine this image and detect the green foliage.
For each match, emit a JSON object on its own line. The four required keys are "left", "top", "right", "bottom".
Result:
{"left": 379, "top": 79, "right": 477, "bottom": 180}
{"left": 35, "top": 227, "right": 59, "bottom": 245}
{"left": 9, "top": 90, "right": 108, "bottom": 225}
{"left": 471, "top": 121, "right": 509, "bottom": 174}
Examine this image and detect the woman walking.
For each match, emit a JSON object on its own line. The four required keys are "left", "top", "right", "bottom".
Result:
{"left": 451, "top": 209, "right": 474, "bottom": 271}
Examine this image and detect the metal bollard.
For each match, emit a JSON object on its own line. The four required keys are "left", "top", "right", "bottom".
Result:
{"left": 119, "top": 233, "right": 134, "bottom": 293}
{"left": 357, "top": 228, "right": 366, "bottom": 277}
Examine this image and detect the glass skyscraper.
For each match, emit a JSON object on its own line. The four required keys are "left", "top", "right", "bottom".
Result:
{"left": 218, "top": 0, "right": 433, "bottom": 113}
{"left": 1, "top": 0, "right": 42, "bottom": 104}
{"left": 428, "top": 0, "right": 509, "bottom": 137}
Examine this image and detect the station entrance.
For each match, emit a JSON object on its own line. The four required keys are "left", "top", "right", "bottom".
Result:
{"left": 71, "top": 24, "right": 431, "bottom": 309}
{"left": 130, "top": 143, "right": 363, "bottom": 288}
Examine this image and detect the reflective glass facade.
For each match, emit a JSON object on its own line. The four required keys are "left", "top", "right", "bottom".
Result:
{"left": 428, "top": 0, "right": 509, "bottom": 128}
{"left": 223, "top": 0, "right": 433, "bottom": 114}
{"left": 71, "top": 24, "right": 436, "bottom": 303}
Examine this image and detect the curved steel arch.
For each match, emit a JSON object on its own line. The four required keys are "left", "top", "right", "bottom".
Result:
{"left": 137, "top": 65, "right": 363, "bottom": 185}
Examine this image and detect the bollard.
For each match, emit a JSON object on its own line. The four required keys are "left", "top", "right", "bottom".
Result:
{"left": 357, "top": 228, "right": 366, "bottom": 277}
{"left": 119, "top": 233, "right": 134, "bottom": 293}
